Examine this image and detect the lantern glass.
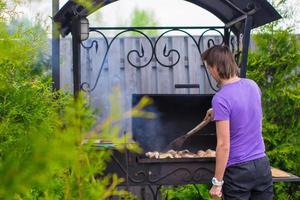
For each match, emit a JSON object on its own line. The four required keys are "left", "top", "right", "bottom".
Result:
{"left": 80, "top": 18, "right": 89, "bottom": 41}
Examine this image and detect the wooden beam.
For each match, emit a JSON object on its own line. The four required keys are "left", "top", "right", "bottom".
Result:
{"left": 52, "top": 0, "right": 60, "bottom": 91}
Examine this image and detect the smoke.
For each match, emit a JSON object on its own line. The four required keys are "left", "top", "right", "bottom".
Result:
{"left": 131, "top": 94, "right": 217, "bottom": 152}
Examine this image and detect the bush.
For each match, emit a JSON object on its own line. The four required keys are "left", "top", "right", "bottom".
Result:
{"left": 161, "top": 184, "right": 211, "bottom": 200}
{"left": 248, "top": 27, "right": 300, "bottom": 200}
{"left": 0, "top": 1, "right": 146, "bottom": 199}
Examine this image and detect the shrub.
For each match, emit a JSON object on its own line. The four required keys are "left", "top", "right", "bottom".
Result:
{"left": 0, "top": 1, "right": 146, "bottom": 199}
{"left": 248, "top": 27, "right": 300, "bottom": 200}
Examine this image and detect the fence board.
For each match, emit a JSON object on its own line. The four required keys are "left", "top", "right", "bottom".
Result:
{"left": 90, "top": 38, "right": 110, "bottom": 121}
{"left": 60, "top": 38, "right": 73, "bottom": 92}
{"left": 150, "top": 37, "right": 159, "bottom": 93}
{"left": 108, "top": 38, "right": 121, "bottom": 91}
{"left": 140, "top": 37, "right": 154, "bottom": 94}
{"left": 119, "top": 38, "right": 128, "bottom": 132}
{"left": 172, "top": 36, "right": 188, "bottom": 94}
{"left": 187, "top": 36, "right": 202, "bottom": 94}
{"left": 201, "top": 35, "right": 219, "bottom": 94}
{"left": 156, "top": 37, "right": 173, "bottom": 94}
{"left": 81, "top": 41, "right": 88, "bottom": 92}
{"left": 59, "top": 36, "right": 228, "bottom": 128}
{"left": 123, "top": 37, "right": 139, "bottom": 132}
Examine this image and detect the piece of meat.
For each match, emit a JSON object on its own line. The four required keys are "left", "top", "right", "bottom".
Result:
{"left": 197, "top": 150, "right": 206, "bottom": 157}
{"left": 182, "top": 153, "right": 196, "bottom": 158}
{"left": 159, "top": 153, "right": 173, "bottom": 159}
{"left": 204, "top": 149, "right": 216, "bottom": 157}
{"left": 167, "top": 149, "right": 177, "bottom": 156}
{"left": 145, "top": 151, "right": 159, "bottom": 159}
{"left": 178, "top": 149, "right": 190, "bottom": 156}
{"left": 153, "top": 151, "right": 160, "bottom": 159}
{"left": 174, "top": 154, "right": 182, "bottom": 158}
{"left": 180, "top": 149, "right": 190, "bottom": 154}
{"left": 145, "top": 152, "right": 151, "bottom": 158}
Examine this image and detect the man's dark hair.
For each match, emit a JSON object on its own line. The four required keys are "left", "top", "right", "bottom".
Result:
{"left": 201, "top": 45, "right": 238, "bottom": 79}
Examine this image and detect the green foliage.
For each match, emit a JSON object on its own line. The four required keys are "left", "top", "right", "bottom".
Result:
{"left": 0, "top": 86, "right": 135, "bottom": 199}
{"left": 0, "top": 1, "right": 148, "bottom": 199}
{"left": 161, "top": 184, "right": 211, "bottom": 200}
{"left": 248, "top": 25, "right": 300, "bottom": 200}
{"left": 8, "top": 17, "right": 51, "bottom": 75}
{"left": 129, "top": 8, "right": 159, "bottom": 37}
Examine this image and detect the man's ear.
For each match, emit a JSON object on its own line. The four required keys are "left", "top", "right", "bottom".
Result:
{"left": 211, "top": 65, "right": 218, "bottom": 74}
{"left": 211, "top": 64, "right": 217, "bottom": 70}
{"left": 210, "top": 65, "right": 221, "bottom": 83}
{"left": 208, "top": 64, "right": 215, "bottom": 71}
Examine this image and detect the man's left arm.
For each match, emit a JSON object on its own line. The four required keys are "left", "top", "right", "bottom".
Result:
{"left": 210, "top": 120, "right": 230, "bottom": 199}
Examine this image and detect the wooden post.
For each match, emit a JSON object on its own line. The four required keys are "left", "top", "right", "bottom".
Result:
{"left": 240, "top": 16, "right": 253, "bottom": 78}
{"left": 52, "top": 0, "right": 60, "bottom": 91}
{"left": 71, "top": 16, "right": 82, "bottom": 97}
{"left": 224, "top": 28, "right": 230, "bottom": 47}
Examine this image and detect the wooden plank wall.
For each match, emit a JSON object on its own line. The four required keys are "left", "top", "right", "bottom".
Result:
{"left": 59, "top": 35, "right": 221, "bottom": 132}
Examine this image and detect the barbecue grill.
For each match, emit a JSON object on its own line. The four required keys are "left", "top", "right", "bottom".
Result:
{"left": 105, "top": 94, "right": 216, "bottom": 185}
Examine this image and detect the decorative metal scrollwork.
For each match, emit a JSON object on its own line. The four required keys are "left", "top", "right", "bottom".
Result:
{"left": 193, "top": 167, "right": 215, "bottom": 181}
{"left": 198, "top": 28, "right": 224, "bottom": 53}
{"left": 148, "top": 167, "right": 193, "bottom": 183}
{"left": 80, "top": 26, "right": 241, "bottom": 93}
{"left": 112, "top": 154, "right": 214, "bottom": 185}
{"left": 147, "top": 185, "right": 162, "bottom": 200}
{"left": 110, "top": 154, "right": 215, "bottom": 200}
{"left": 229, "top": 29, "right": 241, "bottom": 66}
{"left": 198, "top": 28, "right": 225, "bottom": 92}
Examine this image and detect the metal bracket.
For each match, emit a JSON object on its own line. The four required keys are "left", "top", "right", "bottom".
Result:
{"left": 225, "top": 9, "right": 256, "bottom": 28}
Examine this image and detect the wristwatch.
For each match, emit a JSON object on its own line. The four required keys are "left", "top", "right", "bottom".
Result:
{"left": 212, "top": 177, "right": 224, "bottom": 186}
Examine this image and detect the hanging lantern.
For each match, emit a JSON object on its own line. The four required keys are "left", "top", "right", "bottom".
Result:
{"left": 80, "top": 17, "right": 89, "bottom": 41}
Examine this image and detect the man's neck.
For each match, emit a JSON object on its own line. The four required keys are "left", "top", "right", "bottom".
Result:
{"left": 220, "top": 76, "right": 241, "bottom": 86}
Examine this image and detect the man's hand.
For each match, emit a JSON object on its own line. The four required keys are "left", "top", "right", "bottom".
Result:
{"left": 204, "top": 108, "right": 214, "bottom": 121}
{"left": 209, "top": 185, "right": 222, "bottom": 199}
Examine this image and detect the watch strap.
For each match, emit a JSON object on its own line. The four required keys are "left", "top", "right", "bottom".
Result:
{"left": 212, "top": 177, "right": 224, "bottom": 186}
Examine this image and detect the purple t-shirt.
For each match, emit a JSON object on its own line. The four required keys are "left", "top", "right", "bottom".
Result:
{"left": 212, "top": 78, "right": 266, "bottom": 167}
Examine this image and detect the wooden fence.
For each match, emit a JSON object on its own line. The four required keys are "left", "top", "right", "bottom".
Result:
{"left": 59, "top": 35, "right": 224, "bottom": 132}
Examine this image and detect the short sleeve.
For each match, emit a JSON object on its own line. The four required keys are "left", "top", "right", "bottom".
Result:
{"left": 212, "top": 95, "right": 230, "bottom": 121}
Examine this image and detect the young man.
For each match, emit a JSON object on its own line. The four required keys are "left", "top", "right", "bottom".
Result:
{"left": 202, "top": 45, "right": 273, "bottom": 200}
